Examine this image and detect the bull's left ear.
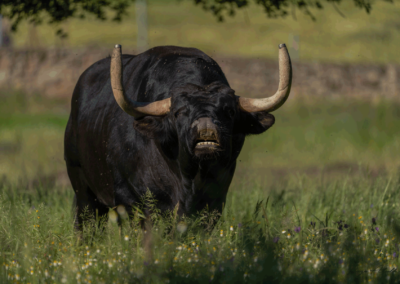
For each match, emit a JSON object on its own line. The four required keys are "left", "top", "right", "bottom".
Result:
{"left": 237, "top": 111, "right": 275, "bottom": 135}
{"left": 133, "top": 116, "right": 165, "bottom": 139}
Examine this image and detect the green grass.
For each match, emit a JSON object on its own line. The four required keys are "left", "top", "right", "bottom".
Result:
{"left": 1, "top": 93, "right": 400, "bottom": 283}
{"left": 1, "top": 176, "right": 400, "bottom": 283}
{"left": 9, "top": 0, "right": 400, "bottom": 64}
{"left": 239, "top": 98, "right": 400, "bottom": 177}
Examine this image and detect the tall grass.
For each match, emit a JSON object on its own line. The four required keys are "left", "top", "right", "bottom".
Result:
{"left": 1, "top": 174, "right": 400, "bottom": 283}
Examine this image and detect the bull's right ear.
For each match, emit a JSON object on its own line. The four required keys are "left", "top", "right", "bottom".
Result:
{"left": 133, "top": 116, "right": 165, "bottom": 139}
{"left": 235, "top": 111, "right": 275, "bottom": 135}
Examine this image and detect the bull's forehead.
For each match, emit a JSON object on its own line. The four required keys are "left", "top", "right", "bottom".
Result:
{"left": 171, "top": 88, "right": 237, "bottom": 111}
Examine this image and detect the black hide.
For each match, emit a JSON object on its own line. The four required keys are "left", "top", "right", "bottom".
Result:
{"left": 64, "top": 46, "right": 275, "bottom": 228}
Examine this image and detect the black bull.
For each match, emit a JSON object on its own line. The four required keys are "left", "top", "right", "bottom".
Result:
{"left": 64, "top": 45, "right": 292, "bottom": 228}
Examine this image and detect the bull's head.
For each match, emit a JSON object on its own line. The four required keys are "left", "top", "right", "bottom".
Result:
{"left": 110, "top": 44, "right": 291, "bottom": 163}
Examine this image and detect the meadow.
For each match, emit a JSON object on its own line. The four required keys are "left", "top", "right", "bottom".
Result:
{"left": 1, "top": 91, "right": 400, "bottom": 283}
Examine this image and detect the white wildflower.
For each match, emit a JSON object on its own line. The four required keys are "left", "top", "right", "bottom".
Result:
{"left": 177, "top": 222, "right": 188, "bottom": 234}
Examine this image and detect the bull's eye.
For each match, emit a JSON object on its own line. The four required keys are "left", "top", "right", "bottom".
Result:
{"left": 174, "top": 107, "right": 186, "bottom": 118}
{"left": 224, "top": 107, "right": 235, "bottom": 118}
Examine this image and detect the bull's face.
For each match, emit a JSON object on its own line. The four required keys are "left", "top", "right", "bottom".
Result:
{"left": 174, "top": 83, "right": 275, "bottom": 160}
{"left": 110, "top": 44, "right": 291, "bottom": 164}
{"left": 172, "top": 83, "right": 237, "bottom": 160}
{"left": 132, "top": 82, "right": 276, "bottom": 163}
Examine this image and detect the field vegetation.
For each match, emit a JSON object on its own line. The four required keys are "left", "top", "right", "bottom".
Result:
{"left": 1, "top": 92, "right": 400, "bottom": 283}
{"left": 9, "top": 0, "right": 400, "bottom": 64}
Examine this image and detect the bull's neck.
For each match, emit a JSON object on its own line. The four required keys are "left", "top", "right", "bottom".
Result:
{"left": 157, "top": 141, "right": 236, "bottom": 214}
{"left": 177, "top": 156, "right": 236, "bottom": 215}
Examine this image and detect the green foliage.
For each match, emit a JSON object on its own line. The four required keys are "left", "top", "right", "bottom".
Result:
{"left": 0, "top": 0, "right": 394, "bottom": 36}
{"left": 193, "top": 0, "right": 393, "bottom": 22}
{"left": 0, "top": 0, "right": 135, "bottom": 34}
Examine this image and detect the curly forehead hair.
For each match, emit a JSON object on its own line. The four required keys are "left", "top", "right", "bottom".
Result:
{"left": 173, "top": 82, "right": 234, "bottom": 96}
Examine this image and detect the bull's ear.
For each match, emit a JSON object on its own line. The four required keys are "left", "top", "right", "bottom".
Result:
{"left": 237, "top": 111, "right": 275, "bottom": 135}
{"left": 133, "top": 116, "right": 165, "bottom": 139}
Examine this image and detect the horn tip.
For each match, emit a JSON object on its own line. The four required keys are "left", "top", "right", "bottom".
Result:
{"left": 278, "top": 43, "right": 286, "bottom": 49}
{"left": 115, "top": 44, "right": 122, "bottom": 49}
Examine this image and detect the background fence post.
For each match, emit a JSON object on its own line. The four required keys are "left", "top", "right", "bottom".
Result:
{"left": 288, "top": 34, "right": 300, "bottom": 61}
{"left": 135, "top": 0, "right": 148, "bottom": 53}
{"left": 0, "top": 14, "right": 3, "bottom": 48}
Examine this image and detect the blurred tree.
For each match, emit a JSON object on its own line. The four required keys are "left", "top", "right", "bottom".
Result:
{"left": 0, "top": 0, "right": 135, "bottom": 36}
{"left": 0, "top": 0, "right": 393, "bottom": 36}
{"left": 192, "top": 0, "right": 393, "bottom": 22}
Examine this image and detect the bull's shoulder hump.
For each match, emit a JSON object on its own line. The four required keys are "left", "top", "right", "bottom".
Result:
{"left": 145, "top": 46, "right": 212, "bottom": 61}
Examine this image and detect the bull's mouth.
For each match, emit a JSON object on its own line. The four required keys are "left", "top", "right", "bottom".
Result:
{"left": 194, "top": 138, "right": 221, "bottom": 159}
{"left": 195, "top": 139, "right": 220, "bottom": 148}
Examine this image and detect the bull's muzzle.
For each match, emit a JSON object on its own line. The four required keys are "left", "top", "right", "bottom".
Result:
{"left": 192, "top": 117, "right": 220, "bottom": 148}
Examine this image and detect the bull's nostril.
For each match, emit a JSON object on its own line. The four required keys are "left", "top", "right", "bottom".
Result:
{"left": 198, "top": 129, "right": 218, "bottom": 141}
